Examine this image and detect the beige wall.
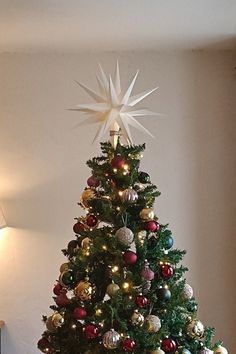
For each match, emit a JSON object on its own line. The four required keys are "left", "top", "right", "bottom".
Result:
{"left": 0, "top": 51, "right": 235, "bottom": 353}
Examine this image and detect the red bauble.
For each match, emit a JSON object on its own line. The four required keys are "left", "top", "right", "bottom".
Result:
{"left": 73, "top": 307, "right": 87, "bottom": 320}
{"left": 161, "top": 338, "right": 177, "bottom": 353}
{"left": 123, "top": 250, "right": 138, "bottom": 265}
{"left": 73, "top": 221, "right": 84, "bottom": 234}
{"left": 135, "top": 294, "right": 148, "bottom": 308}
{"left": 145, "top": 220, "right": 160, "bottom": 232}
{"left": 55, "top": 291, "right": 70, "bottom": 307}
{"left": 122, "top": 338, "right": 136, "bottom": 352}
{"left": 87, "top": 175, "right": 99, "bottom": 188}
{"left": 84, "top": 324, "right": 99, "bottom": 339}
{"left": 37, "top": 337, "right": 54, "bottom": 353}
{"left": 160, "top": 264, "right": 174, "bottom": 280}
{"left": 86, "top": 214, "right": 98, "bottom": 227}
{"left": 53, "top": 283, "right": 63, "bottom": 296}
{"left": 111, "top": 155, "right": 125, "bottom": 169}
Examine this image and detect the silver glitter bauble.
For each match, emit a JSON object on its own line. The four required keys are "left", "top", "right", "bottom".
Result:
{"left": 182, "top": 283, "right": 194, "bottom": 300}
{"left": 115, "top": 227, "right": 134, "bottom": 246}
{"left": 200, "top": 349, "right": 214, "bottom": 354}
{"left": 131, "top": 310, "right": 144, "bottom": 327}
{"left": 146, "top": 315, "right": 161, "bottom": 333}
{"left": 122, "top": 188, "right": 138, "bottom": 204}
{"left": 187, "top": 319, "right": 204, "bottom": 338}
{"left": 214, "top": 346, "right": 228, "bottom": 354}
{"left": 103, "top": 329, "right": 121, "bottom": 349}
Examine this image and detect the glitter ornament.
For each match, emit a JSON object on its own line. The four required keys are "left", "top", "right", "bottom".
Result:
{"left": 86, "top": 214, "right": 98, "bottom": 228}
{"left": 111, "top": 155, "right": 126, "bottom": 169}
{"left": 141, "top": 261, "right": 155, "bottom": 280}
{"left": 122, "top": 338, "right": 136, "bottom": 352}
{"left": 139, "top": 208, "right": 155, "bottom": 221}
{"left": 46, "top": 313, "right": 64, "bottom": 332}
{"left": 131, "top": 310, "right": 144, "bottom": 327}
{"left": 103, "top": 329, "right": 121, "bottom": 349}
{"left": 187, "top": 320, "right": 204, "bottom": 338}
{"left": 122, "top": 188, "right": 138, "bottom": 204}
{"left": 115, "top": 227, "right": 134, "bottom": 246}
{"left": 106, "top": 283, "right": 120, "bottom": 297}
{"left": 161, "top": 338, "right": 177, "bottom": 353}
{"left": 123, "top": 250, "right": 137, "bottom": 265}
{"left": 214, "top": 346, "right": 228, "bottom": 354}
{"left": 81, "top": 189, "right": 96, "bottom": 208}
{"left": 145, "top": 220, "right": 160, "bottom": 232}
{"left": 181, "top": 283, "right": 194, "bottom": 300}
{"left": 87, "top": 175, "right": 99, "bottom": 188}
{"left": 137, "top": 230, "right": 147, "bottom": 243}
{"left": 200, "top": 349, "right": 214, "bottom": 354}
{"left": 146, "top": 315, "right": 161, "bottom": 333}
{"left": 160, "top": 264, "right": 174, "bottom": 280}
{"left": 135, "top": 294, "right": 148, "bottom": 308}
{"left": 73, "top": 307, "right": 87, "bottom": 320}
{"left": 74, "top": 279, "right": 95, "bottom": 301}
{"left": 84, "top": 324, "right": 99, "bottom": 339}
{"left": 73, "top": 221, "right": 84, "bottom": 234}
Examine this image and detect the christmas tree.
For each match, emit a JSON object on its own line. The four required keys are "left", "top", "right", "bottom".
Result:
{"left": 37, "top": 64, "right": 227, "bottom": 354}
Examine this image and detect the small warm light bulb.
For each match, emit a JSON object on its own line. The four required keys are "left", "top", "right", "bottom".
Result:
{"left": 111, "top": 265, "right": 119, "bottom": 273}
{"left": 164, "top": 284, "right": 169, "bottom": 289}
{"left": 118, "top": 191, "right": 123, "bottom": 197}
{"left": 116, "top": 206, "right": 121, "bottom": 211}
{"left": 85, "top": 251, "right": 90, "bottom": 256}
{"left": 102, "top": 245, "right": 107, "bottom": 251}
{"left": 71, "top": 324, "right": 77, "bottom": 329}
{"left": 113, "top": 168, "right": 118, "bottom": 173}
{"left": 95, "top": 308, "right": 102, "bottom": 316}
{"left": 123, "top": 164, "right": 129, "bottom": 171}
{"left": 122, "top": 282, "right": 130, "bottom": 290}
{"left": 159, "top": 261, "right": 164, "bottom": 265}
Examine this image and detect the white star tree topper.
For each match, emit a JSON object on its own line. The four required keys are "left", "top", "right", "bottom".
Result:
{"left": 71, "top": 62, "right": 160, "bottom": 145}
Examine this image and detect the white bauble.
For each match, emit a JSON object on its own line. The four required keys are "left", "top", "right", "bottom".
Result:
{"left": 182, "top": 283, "right": 194, "bottom": 300}
{"left": 200, "top": 349, "right": 214, "bottom": 354}
{"left": 146, "top": 315, "right": 161, "bottom": 333}
{"left": 150, "top": 349, "right": 165, "bottom": 354}
{"left": 122, "top": 188, "right": 138, "bottom": 203}
{"left": 214, "top": 346, "right": 228, "bottom": 354}
{"left": 103, "top": 329, "right": 120, "bottom": 349}
{"left": 115, "top": 227, "right": 134, "bottom": 246}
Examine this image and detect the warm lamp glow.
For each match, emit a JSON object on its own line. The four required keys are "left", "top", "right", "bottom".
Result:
{"left": 0, "top": 207, "right": 6, "bottom": 229}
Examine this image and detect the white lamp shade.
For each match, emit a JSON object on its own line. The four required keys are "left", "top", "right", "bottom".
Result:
{"left": 0, "top": 207, "right": 6, "bottom": 229}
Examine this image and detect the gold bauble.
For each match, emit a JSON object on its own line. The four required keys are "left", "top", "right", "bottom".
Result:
{"left": 131, "top": 310, "right": 144, "bottom": 327}
{"left": 59, "top": 262, "right": 69, "bottom": 273}
{"left": 81, "top": 237, "right": 91, "bottom": 249}
{"left": 106, "top": 283, "right": 120, "bottom": 297}
{"left": 74, "top": 280, "right": 94, "bottom": 301}
{"left": 139, "top": 208, "right": 155, "bottom": 221}
{"left": 46, "top": 316, "right": 56, "bottom": 332}
{"left": 80, "top": 189, "right": 96, "bottom": 208}
{"left": 150, "top": 350, "right": 165, "bottom": 354}
{"left": 187, "top": 319, "right": 204, "bottom": 338}
{"left": 52, "top": 312, "right": 64, "bottom": 327}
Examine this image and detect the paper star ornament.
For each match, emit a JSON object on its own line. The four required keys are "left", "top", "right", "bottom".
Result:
{"left": 71, "top": 62, "right": 160, "bottom": 145}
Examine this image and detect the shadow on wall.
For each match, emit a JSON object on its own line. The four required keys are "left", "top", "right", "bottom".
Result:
{"left": 201, "top": 36, "right": 236, "bottom": 50}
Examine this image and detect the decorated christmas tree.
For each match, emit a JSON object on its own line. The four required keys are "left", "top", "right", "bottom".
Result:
{"left": 37, "top": 64, "right": 227, "bottom": 354}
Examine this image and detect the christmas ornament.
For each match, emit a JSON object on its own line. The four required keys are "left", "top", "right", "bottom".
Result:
{"left": 200, "top": 350, "right": 214, "bottom": 354}
{"left": 122, "top": 338, "right": 136, "bottom": 352}
{"left": 59, "top": 270, "right": 75, "bottom": 287}
{"left": 214, "top": 346, "right": 228, "bottom": 354}
{"left": 67, "top": 240, "right": 79, "bottom": 254}
{"left": 55, "top": 291, "right": 70, "bottom": 307}
{"left": 73, "top": 307, "right": 87, "bottom": 320}
{"left": 146, "top": 315, "right": 161, "bottom": 333}
{"left": 187, "top": 320, "right": 204, "bottom": 338}
{"left": 157, "top": 287, "right": 171, "bottom": 301}
{"left": 86, "top": 214, "right": 98, "bottom": 228}
{"left": 81, "top": 237, "right": 91, "bottom": 249}
{"left": 73, "top": 221, "right": 84, "bottom": 234}
{"left": 102, "top": 329, "right": 121, "bottom": 349}
{"left": 181, "top": 284, "right": 193, "bottom": 300}
{"left": 74, "top": 279, "right": 95, "bottom": 301}
{"left": 115, "top": 227, "right": 134, "bottom": 246}
{"left": 137, "top": 230, "right": 147, "bottom": 243}
{"left": 160, "top": 264, "right": 174, "bottom": 280}
{"left": 53, "top": 283, "right": 63, "bottom": 296}
{"left": 161, "top": 338, "right": 177, "bottom": 353}
{"left": 123, "top": 250, "right": 137, "bottom": 265}
{"left": 141, "top": 261, "right": 155, "bottom": 280}
{"left": 139, "top": 208, "right": 155, "bottom": 221}
{"left": 135, "top": 294, "right": 148, "bottom": 308}
{"left": 87, "top": 175, "right": 100, "bottom": 188}
{"left": 73, "top": 62, "right": 158, "bottom": 144}
{"left": 187, "top": 300, "right": 198, "bottom": 312}
{"left": 37, "top": 337, "right": 53, "bottom": 353}
{"left": 143, "top": 280, "right": 152, "bottom": 294}
{"left": 150, "top": 350, "right": 165, "bottom": 354}
{"left": 131, "top": 310, "right": 144, "bottom": 327}
{"left": 46, "top": 313, "right": 64, "bottom": 332}
{"left": 138, "top": 171, "right": 150, "bottom": 183}
{"left": 163, "top": 234, "right": 174, "bottom": 249}
{"left": 81, "top": 189, "right": 96, "bottom": 208}
{"left": 106, "top": 283, "right": 120, "bottom": 297}
{"left": 84, "top": 324, "right": 99, "bottom": 339}
{"left": 145, "top": 220, "right": 160, "bottom": 232}
{"left": 181, "top": 350, "right": 192, "bottom": 354}
{"left": 111, "top": 155, "right": 126, "bottom": 169}
{"left": 59, "top": 262, "right": 69, "bottom": 273}
{"left": 122, "top": 188, "right": 138, "bottom": 204}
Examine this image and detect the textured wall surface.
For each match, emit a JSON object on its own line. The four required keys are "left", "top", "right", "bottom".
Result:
{"left": 0, "top": 51, "right": 235, "bottom": 353}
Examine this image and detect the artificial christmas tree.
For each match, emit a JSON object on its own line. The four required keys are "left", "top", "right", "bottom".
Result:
{"left": 38, "top": 64, "right": 227, "bottom": 354}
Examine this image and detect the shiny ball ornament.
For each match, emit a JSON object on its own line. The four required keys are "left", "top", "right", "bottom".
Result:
{"left": 59, "top": 262, "right": 69, "bottom": 273}
{"left": 164, "top": 234, "right": 174, "bottom": 249}
{"left": 74, "top": 280, "right": 94, "bottom": 301}
{"left": 86, "top": 214, "right": 98, "bottom": 228}
{"left": 150, "top": 350, "right": 165, "bottom": 354}
{"left": 182, "top": 283, "right": 194, "bottom": 300}
{"left": 181, "top": 349, "right": 192, "bottom": 354}
{"left": 87, "top": 175, "right": 99, "bottom": 188}
{"left": 139, "top": 208, "right": 155, "bottom": 221}
{"left": 146, "top": 315, "right": 161, "bottom": 333}
{"left": 187, "top": 320, "right": 204, "bottom": 338}
{"left": 135, "top": 294, "right": 148, "bottom": 308}
{"left": 138, "top": 171, "right": 150, "bottom": 184}
{"left": 160, "top": 264, "right": 174, "bottom": 280}
{"left": 111, "top": 155, "right": 126, "bottom": 169}
{"left": 122, "top": 188, "right": 138, "bottom": 204}
{"left": 137, "top": 230, "right": 147, "bottom": 242}
{"left": 55, "top": 291, "right": 70, "bottom": 307}
{"left": 81, "top": 237, "right": 91, "bottom": 249}
{"left": 73, "top": 221, "right": 84, "bottom": 234}
{"left": 115, "top": 227, "right": 134, "bottom": 246}
{"left": 214, "top": 346, "right": 228, "bottom": 354}
{"left": 200, "top": 349, "right": 214, "bottom": 354}
{"left": 37, "top": 337, "right": 53, "bottom": 353}
{"left": 84, "top": 324, "right": 99, "bottom": 339}
{"left": 51, "top": 312, "right": 64, "bottom": 327}
{"left": 141, "top": 262, "right": 155, "bottom": 280}
{"left": 81, "top": 189, "right": 96, "bottom": 208}
{"left": 123, "top": 250, "right": 137, "bottom": 265}
{"left": 102, "top": 329, "right": 121, "bottom": 349}
{"left": 67, "top": 240, "right": 79, "bottom": 254}
{"left": 161, "top": 338, "right": 177, "bottom": 353}
{"left": 106, "top": 283, "right": 120, "bottom": 297}
{"left": 73, "top": 307, "right": 87, "bottom": 320}
{"left": 59, "top": 270, "right": 75, "bottom": 287}
{"left": 122, "top": 338, "right": 136, "bottom": 352}
{"left": 145, "top": 220, "right": 160, "bottom": 232}
{"left": 131, "top": 310, "right": 145, "bottom": 327}
{"left": 53, "top": 283, "right": 63, "bottom": 296}
{"left": 157, "top": 287, "right": 171, "bottom": 301}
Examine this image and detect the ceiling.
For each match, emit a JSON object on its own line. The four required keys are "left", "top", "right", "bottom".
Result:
{"left": 0, "top": 0, "right": 236, "bottom": 53}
